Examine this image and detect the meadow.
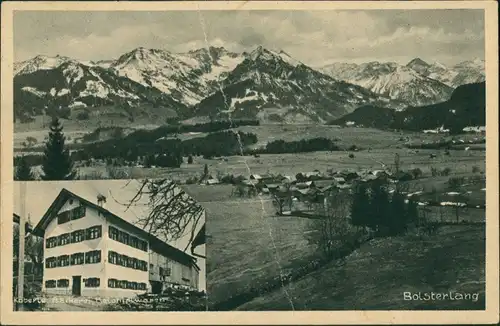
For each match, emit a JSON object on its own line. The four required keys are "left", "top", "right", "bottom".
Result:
{"left": 236, "top": 225, "right": 485, "bottom": 310}
{"left": 72, "top": 147, "right": 484, "bottom": 181}
{"left": 181, "top": 185, "right": 319, "bottom": 309}
{"left": 181, "top": 182, "right": 485, "bottom": 310}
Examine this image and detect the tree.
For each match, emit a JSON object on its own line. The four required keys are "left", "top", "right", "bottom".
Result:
{"left": 410, "top": 168, "right": 423, "bottom": 180}
{"left": 233, "top": 184, "right": 247, "bottom": 198}
{"left": 119, "top": 179, "right": 204, "bottom": 251}
{"left": 26, "top": 136, "right": 37, "bottom": 147}
{"left": 15, "top": 156, "right": 35, "bottom": 181}
{"left": 271, "top": 184, "right": 292, "bottom": 215}
{"left": 388, "top": 191, "right": 407, "bottom": 235}
{"left": 369, "top": 179, "right": 391, "bottom": 233}
{"left": 203, "top": 164, "right": 209, "bottom": 177}
{"left": 350, "top": 183, "right": 370, "bottom": 228}
{"left": 41, "top": 117, "right": 76, "bottom": 180}
{"left": 307, "top": 192, "right": 352, "bottom": 258}
{"left": 394, "top": 153, "right": 401, "bottom": 174}
{"left": 406, "top": 198, "right": 419, "bottom": 226}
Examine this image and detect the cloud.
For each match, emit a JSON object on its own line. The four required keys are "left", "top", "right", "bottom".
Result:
{"left": 13, "top": 10, "right": 485, "bottom": 66}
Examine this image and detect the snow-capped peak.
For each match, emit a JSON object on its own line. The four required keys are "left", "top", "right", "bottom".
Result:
{"left": 14, "top": 54, "right": 73, "bottom": 75}
{"left": 407, "top": 57, "right": 430, "bottom": 68}
{"left": 247, "top": 46, "right": 301, "bottom": 67}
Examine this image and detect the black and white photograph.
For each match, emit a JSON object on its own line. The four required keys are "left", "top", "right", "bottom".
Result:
{"left": 1, "top": 1, "right": 498, "bottom": 325}
{"left": 12, "top": 180, "right": 206, "bottom": 311}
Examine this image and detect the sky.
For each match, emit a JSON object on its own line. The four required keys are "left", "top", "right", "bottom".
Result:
{"left": 13, "top": 9, "right": 484, "bottom": 67}
{"left": 13, "top": 180, "right": 206, "bottom": 291}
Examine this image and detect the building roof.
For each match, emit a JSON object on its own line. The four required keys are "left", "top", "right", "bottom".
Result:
{"left": 32, "top": 188, "right": 197, "bottom": 268}
{"left": 191, "top": 224, "right": 205, "bottom": 251}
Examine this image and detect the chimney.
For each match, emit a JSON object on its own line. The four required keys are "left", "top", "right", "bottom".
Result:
{"left": 97, "top": 194, "right": 107, "bottom": 209}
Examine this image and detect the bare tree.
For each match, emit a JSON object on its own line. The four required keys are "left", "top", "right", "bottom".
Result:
{"left": 13, "top": 224, "right": 43, "bottom": 277}
{"left": 119, "top": 179, "right": 204, "bottom": 251}
{"left": 307, "top": 192, "right": 352, "bottom": 258}
{"left": 394, "top": 153, "right": 401, "bottom": 174}
{"left": 270, "top": 183, "right": 292, "bottom": 215}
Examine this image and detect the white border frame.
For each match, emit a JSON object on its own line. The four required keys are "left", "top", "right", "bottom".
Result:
{"left": 1, "top": 1, "right": 498, "bottom": 325}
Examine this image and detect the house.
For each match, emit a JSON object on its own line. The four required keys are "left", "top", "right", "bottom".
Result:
{"left": 249, "top": 174, "right": 275, "bottom": 184}
{"left": 191, "top": 224, "right": 205, "bottom": 259}
{"left": 333, "top": 177, "right": 346, "bottom": 184}
{"left": 204, "top": 178, "right": 220, "bottom": 185}
{"left": 390, "top": 171, "right": 413, "bottom": 182}
{"left": 264, "top": 183, "right": 281, "bottom": 192}
{"left": 314, "top": 180, "right": 336, "bottom": 190}
{"left": 295, "top": 181, "right": 315, "bottom": 189}
{"left": 32, "top": 188, "right": 200, "bottom": 298}
{"left": 304, "top": 171, "right": 321, "bottom": 179}
{"left": 249, "top": 174, "right": 262, "bottom": 180}
{"left": 338, "top": 170, "right": 359, "bottom": 182}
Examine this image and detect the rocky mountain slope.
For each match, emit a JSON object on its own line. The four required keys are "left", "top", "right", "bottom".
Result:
{"left": 320, "top": 61, "right": 454, "bottom": 107}
{"left": 14, "top": 48, "right": 484, "bottom": 125}
{"left": 406, "top": 57, "right": 485, "bottom": 88}
{"left": 14, "top": 57, "right": 185, "bottom": 122}
{"left": 192, "top": 47, "right": 399, "bottom": 123}
{"left": 109, "top": 46, "right": 244, "bottom": 106}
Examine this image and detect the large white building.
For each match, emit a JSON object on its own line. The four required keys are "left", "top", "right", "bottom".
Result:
{"left": 32, "top": 188, "right": 200, "bottom": 298}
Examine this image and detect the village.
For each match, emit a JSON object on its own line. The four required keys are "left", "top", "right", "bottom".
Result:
{"left": 193, "top": 160, "right": 486, "bottom": 224}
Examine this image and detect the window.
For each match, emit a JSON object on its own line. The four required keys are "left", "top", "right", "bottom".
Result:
{"left": 132, "top": 258, "right": 139, "bottom": 270}
{"left": 137, "top": 260, "right": 148, "bottom": 272}
{"left": 58, "top": 233, "right": 71, "bottom": 246}
{"left": 127, "top": 257, "right": 134, "bottom": 269}
{"left": 46, "top": 237, "right": 58, "bottom": 248}
{"left": 109, "top": 226, "right": 119, "bottom": 241}
{"left": 150, "top": 263, "right": 154, "bottom": 270}
{"left": 119, "top": 280, "right": 128, "bottom": 289}
{"left": 57, "top": 255, "right": 70, "bottom": 267}
{"left": 70, "top": 252, "right": 85, "bottom": 265}
{"left": 71, "top": 229, "right": 85, "bottom": 243}
{"left": 138, "top": 240, "right": 148, "bottom": 252}
{"left": 129, "top": 236, "right": 138, "bottom": 248}
{"left": 132, "top": 282, "right": 138, "bottom": 290}
{"left": 71, "top": 206, "right": 86, "bottom": 220}
{"left": 138, "top": 283, "right": 147, "bottom": 290}
{"left": 57, "top": 279, "right": 69, "bottom": 288}
{"left": 85, "top": 250, "right": 101, "bottom": 264}
{"left": 45, "top": 280, "right": 56, "bottom": 288}
{"left": 117, "top": 230, "right": 126, "bottom": 244}
{"left": 86, "top": 225, "right": 102, "bottom": 240}
{"left": 120, "top": 254, "right": 128, "bottom": 267}
{"left": 160, "top": 267, "right": 171, "bottom": 277}
{"left": 108, "top": 251, "right": 118, "bottom": 265}
{"left": 45, "top": 257, "right": 57, "bottom": 269}
{"left": 109, "top": 227, "right": 148, "bottom": 252}
{"left": 84, "top": 278, "right": 100, "bottom": 288}
{"left": 57, "top": 210, "right": 70, "bottom": 224}
{"left": 108, "top": 278, "right": 118, "bottom": 288}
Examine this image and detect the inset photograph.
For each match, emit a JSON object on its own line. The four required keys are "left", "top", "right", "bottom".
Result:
{"left": 12, "top": 180, "right": 206, "bottom": 311}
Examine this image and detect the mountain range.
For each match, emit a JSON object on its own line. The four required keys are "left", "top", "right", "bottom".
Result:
{"left": 319, "top": 58, "right": 485, "bottom": 107}
{"left": 330, "top": 82, "right": 486, "bottom": 133}
{"left": 13, "top": 46, "right": 485, "bottom": 125}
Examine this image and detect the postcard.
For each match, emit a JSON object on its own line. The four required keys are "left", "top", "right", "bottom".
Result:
{"left": 1, "top": 1, "right": 498, "bottom": 325}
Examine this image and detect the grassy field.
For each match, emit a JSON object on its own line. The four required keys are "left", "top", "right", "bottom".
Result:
{"left": 63, "top": 146, "right": 485, "bottom": 181}
{"left": 236, "top": 225, "right": 485, "bottom": 310}
{"left": 181, "top": 184, "right": 485, "bottom": 311}
{"left": 180, "top": 185, "right": 319, "bottom": 309}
